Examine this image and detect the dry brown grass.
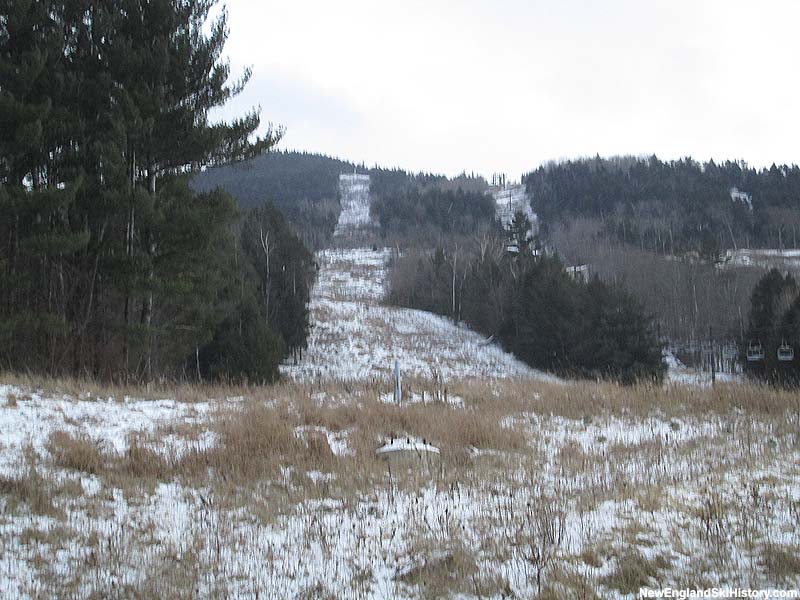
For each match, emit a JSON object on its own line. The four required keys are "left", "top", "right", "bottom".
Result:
{"left": 538, "top": 566, "right": 603, "bottom": 600}
{"left": 202, "top": 402, "right": 304, "bottom": 480}
{"left": 760, "top": 544, "right": 800, "bottom": 583}
{"left": 2, "top": 371, "right": 799, "bottom": 598}
{"left": 0, "top": 467, "right": 59, "bottom": 517}
{"left": 119, "top": 434, "right": 174, "bottom": 480}
{"left": 0, "top": 370, "right": 267, "bottom": 405}
{"left": 19, "top": 524, "right": 77, "bottom": 548}
{"left": 601, "top": 550, "right": 668, "bottom": 594}
{"left": 46, "top": 430, "right": 106, "bottom": 475}
{"left": 6, "top": 368, "right": 799, "bottom": 422}
{"left": 397, "top": 543, "right": 480, "bottom": 597}
{"left": 449, "top": 377, "right": 800, "bottom": 421}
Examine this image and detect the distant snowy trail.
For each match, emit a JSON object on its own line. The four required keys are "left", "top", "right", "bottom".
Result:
{"left": 282, "top": 247, "right": 557, "bottom": 382}
{"left": 333, "top": 173, "right": 377, "bottom": 240}
{"left": 283, "top": 173, "right": 557, "bottom": 382}
{"left": 492, "top": 183, "right": 538, "bottom": 235}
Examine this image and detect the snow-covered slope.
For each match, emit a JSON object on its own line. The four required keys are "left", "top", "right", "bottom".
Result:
{"left": 281, "top": 247, "right": 557, "bottom": 382}
{"left": 492, "top": 183, "right": 538, "bottom": 235}
{"left": 333, "top": 173, "right": 377, "bottom": 239}
{"left": 718, "top": 248, "right": 800, "bottom": 271}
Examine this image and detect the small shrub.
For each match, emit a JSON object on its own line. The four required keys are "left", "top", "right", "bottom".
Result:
{"left": 46, "top": 430, "right": 105, "bottom": 474}
{"left": 0, "top": 468, "right": 59, "bottom": 516}
{"left": 397, "top": 545, "right": 478, "bottom": 596}
{"left": 601, "top": 551, "right": 664, "bottom": 594}
{"left": 760, "top": 544, "right": 800, "bottom": 583}
{"left": 120, "top": 435, "right": 172, "bottom": 479}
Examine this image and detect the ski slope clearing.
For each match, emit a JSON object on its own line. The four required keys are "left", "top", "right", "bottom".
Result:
{"left": 334, "top": 173, "right": 377, "bottom": 239}
{"left": 492, "top": 183, "right": 538, "bottom": 234}
{"left": 281, "top": 247, "right": 557, "bottom": 383}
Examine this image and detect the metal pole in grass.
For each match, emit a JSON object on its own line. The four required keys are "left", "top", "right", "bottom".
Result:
{"left": 394, "top": 360, "right": 402, "bottom": 405}
{"left": 710, "top": 325, "right": 715, "bottom": 387}
{"left": 388, "top": 459, "right": 394, "bottom": 505}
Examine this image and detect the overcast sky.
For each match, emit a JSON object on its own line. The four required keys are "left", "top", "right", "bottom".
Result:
{"left": 214, "top": 0, "right": 800, "bottom": 179}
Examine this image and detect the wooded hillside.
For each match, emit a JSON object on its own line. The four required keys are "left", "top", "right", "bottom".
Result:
{"left": 193, "top": 150, "right": 357, "bottom": 249}
{"left": 525, "top": 156, "right": 800, "bottom": 256}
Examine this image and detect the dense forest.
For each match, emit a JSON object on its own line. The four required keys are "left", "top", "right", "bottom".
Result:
{"left": 525, "top": 156, "right": 800, "bottom": 257}
{"left": 0, "top": 0, "right": 312, "bottom": 382}
{"left": 194, "top": 156, "right": 496, "bottom": 249}
{"left": 193, "top": 150, "right": 357, "bottom": 249}
{"left": 369, "top": 168, "right": 496, "bottom": 246}
{"left": 389, "top": 240, "right": 665, "bottom": 384}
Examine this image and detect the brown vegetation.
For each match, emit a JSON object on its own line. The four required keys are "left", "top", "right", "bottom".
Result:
{"left": 1, "top": 373, "right": 799, "bottom": 597}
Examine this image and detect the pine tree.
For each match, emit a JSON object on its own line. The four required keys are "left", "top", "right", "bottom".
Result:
{"left": 1, "top": 0, "right": 287, "bottom": 380}
{"left": 100, "top": 0, "right": 281, "bottom": 378}
{"left": 508, "top": 210, "right": 532, "bottom": 253}
{"left": 0, "top": 0, "right": 90, "bottom": 373}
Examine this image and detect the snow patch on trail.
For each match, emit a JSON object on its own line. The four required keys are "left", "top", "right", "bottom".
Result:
{"left": 493, "top": 183, "right": 537, "bottom": 235}
{"left": 282, "top": 247, "right": 557, "bottom": 383}
{"left": 663, "top": 350, "right": 744, "bottom": 388}
{"left": 334, "top": 173, "right": 377, "bottom": 239}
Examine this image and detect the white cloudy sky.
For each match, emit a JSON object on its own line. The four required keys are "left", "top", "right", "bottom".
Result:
{"left": 214, "top": 0, "right": 800, "bottom": 178}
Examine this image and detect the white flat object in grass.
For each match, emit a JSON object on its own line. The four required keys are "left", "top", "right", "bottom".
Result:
{"left": 375, "top": 437, "right": 440, "bottom": 456}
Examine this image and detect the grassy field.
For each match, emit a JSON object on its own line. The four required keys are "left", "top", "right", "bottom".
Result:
{"left": 1, "top": 374, "right": 799, "bottom": 598}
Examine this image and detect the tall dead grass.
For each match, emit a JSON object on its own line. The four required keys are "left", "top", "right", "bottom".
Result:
{"left": 2, "top": 370, "right": 799, "bottom": 597}
{"left": 0, "top": 467, "right": 59, "bottom": 517}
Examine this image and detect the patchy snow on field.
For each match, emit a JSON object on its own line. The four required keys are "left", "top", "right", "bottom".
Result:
{"left": 282, "top": 247, "right": 557, "bottom": 383}
{"left": 2, "top": 378, "right": 800, "bottom": 598}
{"left": 0, "top": 384, "right": 224, "bottom": 477}
{"left": 664, "top": 351, "right": 744, "bottom": 387}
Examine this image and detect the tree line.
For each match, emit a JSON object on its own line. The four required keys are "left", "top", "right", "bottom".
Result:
{"left": 193, "top": 150, "right": 357, "bottom": 250}
{"left": 369, "top": 168, "right": 496, "bottom": 246}
{"left": 525, "top": 156, "right": 800, "bottom": 257}
{"left": 389, "top": 236, "right": 665, "bottom": 384}
{"left": 0, "top": 0, "right": 312, "bottom": 382}
{"left": 194, "top": 157, "right": 497, "bottom": 251}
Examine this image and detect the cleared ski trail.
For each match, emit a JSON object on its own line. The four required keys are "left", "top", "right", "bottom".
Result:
{"left": 282, "top": 175, "right": 556, "bottom": 383}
